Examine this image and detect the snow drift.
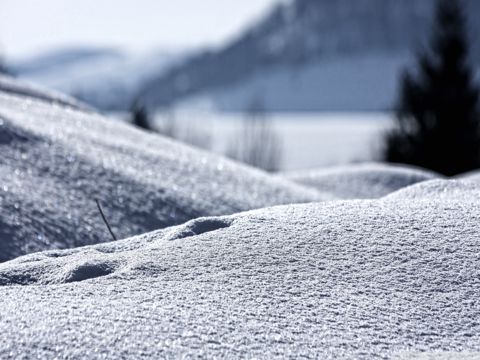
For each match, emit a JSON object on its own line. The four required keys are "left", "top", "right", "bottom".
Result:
{"left": 0, "top": 179, "right": 479, "bottom": 358}
{"left": 286, "top": 163, "right": 440, "bottom": 199}
{"left": 0, "top": 75, "right": 329, "bottom": 262}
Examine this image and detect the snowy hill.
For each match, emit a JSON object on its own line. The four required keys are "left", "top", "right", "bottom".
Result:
{"left": 139, "top": 0, "right": 480, "bottom": 112}
{"left": 1, "top": 179, "right": 479, "bottom": 357}
{"left": 0, "top": 75, "right": 331, "bottom": 262}
{"left": 286, "top": 163, "right": 440, "bottom": 199}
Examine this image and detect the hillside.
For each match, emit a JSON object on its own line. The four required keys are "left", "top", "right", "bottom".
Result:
{"left": 0, "top": 75, "right": 329, "bottom": 262}
{"left": 138, "top": 0, "right": 480, "bottom": 112}
{"left": 11, "top": 47, "right": 183, "bottom": 110}
{"left": 11, "top": 1, "right": 480, "bottom": 112}
{"left": 1, "top": 179, "right": 480, "bottom": 357}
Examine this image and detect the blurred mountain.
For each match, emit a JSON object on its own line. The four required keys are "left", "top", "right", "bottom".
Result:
{"left": 138, "top": 0, "right": 480, "bottom": 112}
{"left": 10, "top": 0, "right": 480, "bottom": 112}
{"left": 10, "top": 47, "right": 183, "bottom": 110}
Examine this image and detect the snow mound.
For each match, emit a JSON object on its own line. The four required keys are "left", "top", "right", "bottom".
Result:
{"left": 0, "top": 179, "right": 479, "bottom": 358}
{"left": 0, "top": 84, "right": 330, "bottom": 262}
{"left": 456, "top": 170, "right": 480, "bottom": 182}
{"left": 286, "top": 163, "right": 439, "bottom": 199}
{"left": 384, "top": 178, "right": 480, "bottom": 202}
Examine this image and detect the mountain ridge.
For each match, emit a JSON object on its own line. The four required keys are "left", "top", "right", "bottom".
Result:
{"left": 138, "top": 0, "right": 480, "bottom": 112}
{"left": 11, "top": 0, "right": 480, "bottom": 112}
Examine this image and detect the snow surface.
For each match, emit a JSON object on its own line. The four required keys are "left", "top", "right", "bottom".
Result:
{"left": 0, "top": 179, "right": 479, "bottom": 358}
{"left": 457, "top": 170, "right": 480, "bottom": 183}
{"left": 286, "top": 163, "right": 440, "bottom": 199}
{"left": 0, "top": 77, "right": 331, "bottom": 261}
{"left": 2, "top": 76, "right": 480, "bottom": 358}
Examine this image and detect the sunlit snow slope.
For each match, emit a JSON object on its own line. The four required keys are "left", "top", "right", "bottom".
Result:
{"left": 0, "top": 75, "right": 328, "bottom": 262}
{"left": 0, "top": 179, "right": 479, "bottom": 358}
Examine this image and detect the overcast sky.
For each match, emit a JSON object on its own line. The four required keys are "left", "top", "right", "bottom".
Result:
{"left": 0, "top": 0, "right": 280, "bottom": 59}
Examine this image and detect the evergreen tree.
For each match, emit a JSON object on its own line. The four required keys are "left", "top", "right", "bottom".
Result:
{"left": 384, "top": 0, "right": 480, "bottom": 176}
{"left": 131, "top": 101, "right": 153, "bottom": 131}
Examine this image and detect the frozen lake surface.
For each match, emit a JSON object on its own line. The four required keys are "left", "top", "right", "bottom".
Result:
{"left": 152, "top": 111, "right": 392, "bottom": 171}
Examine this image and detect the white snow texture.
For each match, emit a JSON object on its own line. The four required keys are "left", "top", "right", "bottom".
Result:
{"left": 1, "top": 76, "right": 479, "bottom": 358}
{"left": 0, "top": 74, "right": 328, "bottom": 262}
{"left": 286, "top": 163, "right": 440, "bottom": 199}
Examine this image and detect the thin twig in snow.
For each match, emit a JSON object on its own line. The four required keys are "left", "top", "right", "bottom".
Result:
{"left": 95, "top": 199, "right": 117, "bottom": 241}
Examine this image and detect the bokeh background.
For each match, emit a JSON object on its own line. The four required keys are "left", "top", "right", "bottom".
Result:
{"left": 1, "top": 0, "right": 479, "bottom": 172}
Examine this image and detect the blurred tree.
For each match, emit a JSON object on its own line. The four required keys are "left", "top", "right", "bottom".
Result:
{"left": 384, "top": 0, "right": 480, "bottom": 176}
{"left": 131, "top": 100, "right": 153, "bottom": 131}
{"left": 156, "top": 108, "right": 177, "bottom": 139}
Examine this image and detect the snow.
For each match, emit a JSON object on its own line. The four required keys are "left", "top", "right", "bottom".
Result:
{"left": 1, "top": 76, "right": 480, "bottom": 358}
{"left": 457, "top": 170, "right": 480, "bottom": 182}
{"left": 286, "top": 163, "right": 440, "bottom": 199}
{"left": 0, "top": 76, "right": 330, "bottom": 261}
{"left": 0, "top": 179, "right": 479, "bottom": 358}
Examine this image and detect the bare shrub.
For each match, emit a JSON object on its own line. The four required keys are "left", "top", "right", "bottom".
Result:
{"left": 227, "top": 98, "right": 282, "bottom": 172}
{"left": 156, "top": 110, "right": 212, "bottom": 151}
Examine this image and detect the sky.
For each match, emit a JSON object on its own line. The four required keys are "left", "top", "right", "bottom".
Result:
{"left": 0, "top": 0, "right": 280, "bottom": 59}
